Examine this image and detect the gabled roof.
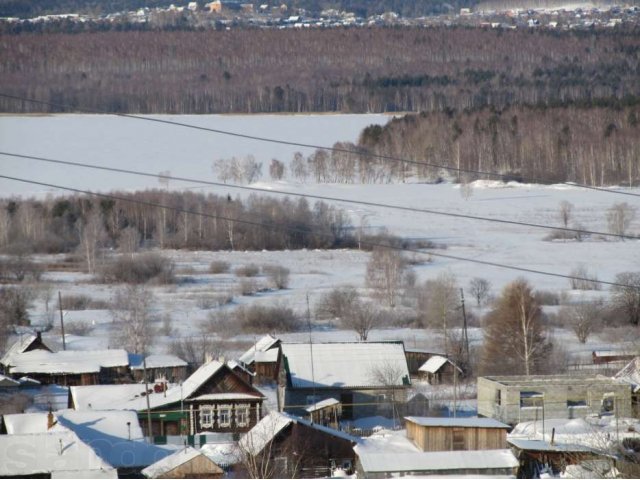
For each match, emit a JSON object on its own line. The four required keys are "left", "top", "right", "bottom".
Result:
{"left": 129, "top": 353, "right": 188, "bottom": 370}
{"left": 281, "top": 342, "right": 410, "bottom": 389}
{"left": 238, "top": 335, "right": 280, "bottom": 365}
{"left": 0, "top": 430, "right": 117, "bottom": 478}
{"left": 70, "top": 384, "right": 151, "bottom": 410}
{"left": 142, "top": 447, "right": 222, "bottom": 478}
{"left": 356, "top": 449, "right": 519, "bottom": 473}
{"left": 418, "top": 355, "right": 462, "bottom": 374}
{"left": 1, "top": 333, "right": 53, "bottom": 367}
{"left": 0, "top": 373, "right": 19, "bottom": 387}
{"left": 615, "top": 357, "right": 640, "bottom": 392}
{"left": 405, "top": 416, "right": 510, "bottom": 429}
{"left": 239, "top": 411, "right": 358, "bottom": 456}
{"left": 8, "top": 349, "right": 129, "bottom": 375}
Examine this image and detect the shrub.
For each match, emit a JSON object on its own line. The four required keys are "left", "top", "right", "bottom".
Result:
{"left": 57, "top": 294, "right": 109, "bottom": 310}
{"left": 534, "top": 290, "right": 561, "bottom": 306}
{"left": 239, "top": 304, "right": 301, "bottom": 333}
{"left": 100, "top": 253, "right": 175, "bottom": 284}
{"left": 209, "top": 260, "right": 231, "bottom": 274}
{"left": 235, "top": 264, "right": 260, "bottom": 277}
{"left": 263, "top": 265, "right": 290, "bottom": 289}
{"left": 568, "top": 265, "right": 601, "bottom": 290}
{"left": 62, "top": 320, "right": 93, "bottom": 336}
{"left": 238, "top": 278, "right": 268, "bottom": 296}
{"left": 195, "top": 293, "right": 233, "bottom": 309}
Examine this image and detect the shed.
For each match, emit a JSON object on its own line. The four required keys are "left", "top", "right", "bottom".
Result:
{"left": 305, "top": 397, "right": 341, "bottom": 428}
{"left": 507, "top": 438, "right": 600, "bottom": 478}
{"left": 405, "top": 416, "right": 510, "bottom": 451}
{"left": 403, "top": 348, "right": 445, "bottom": 377}
{"left": 129, "top": 354, "right": 188, "bottom": 383}
{"left": 418, "top": 355, "right": 462, "bottom": 384}
{"left": 142, "top": 447, "right": 224, "bottom": 479}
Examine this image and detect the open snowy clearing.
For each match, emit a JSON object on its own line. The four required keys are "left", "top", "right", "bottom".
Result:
{"left": 1, "top": 114, "right": 639, "bottom": 370}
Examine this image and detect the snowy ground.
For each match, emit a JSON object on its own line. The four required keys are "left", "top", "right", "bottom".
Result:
{"left": 2, "top": 114, "right": 639, "bottom": 370}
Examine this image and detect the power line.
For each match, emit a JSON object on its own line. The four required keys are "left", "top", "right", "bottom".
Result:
{"left": 0, "top": 173, "right": 637, "bottom": 290}
{"left": 0, "top": 92, "right": 638, "bottom": 199}
{"left": 0, "top": 150, "right": 633, "bottom": 240}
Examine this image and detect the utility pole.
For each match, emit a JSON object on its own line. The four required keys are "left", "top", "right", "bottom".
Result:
{"left": 459, "top": 288, "right": 469, "bottom": 368}
{"left": 143, "top": 353, "right": 153, "bottom": 443}
{"left": 306, "top": 293, "right": 316, "bottom": 417}
{"left": 58, "top": 291, "right": 66, "bottom": 351}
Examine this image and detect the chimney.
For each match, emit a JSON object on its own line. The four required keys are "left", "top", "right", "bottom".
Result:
{"left": 36, "top": 331, "right": 42, "bottom": 343}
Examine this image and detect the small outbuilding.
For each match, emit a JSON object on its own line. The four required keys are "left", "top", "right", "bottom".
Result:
{"left": 405, "top": 416, "right": 510, "bottom": 451}
{"left": 418, "top": 355, "right": 462, "bottom": 384}
{"left": 142, "top": 447, "right": 224, "bottom": 479}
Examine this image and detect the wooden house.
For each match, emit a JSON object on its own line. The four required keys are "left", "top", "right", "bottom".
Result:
{"left": 278, "top": 341, "right": 411, "bottom": 421}
{"left": 404, "top": 348, "right": 445, "bottom": 378}
{"left": 130, "top": 354, "right": 189, "bottom": 383}
{"left": 227, "top": 360, "right": 255, "bottom": 385}
{"left": 418, "top": 355, "right": 463, "bottom": 384}
{"left": 592, "top": 350, "right": 636, "bottom": 365}
{"left": 238, "top": 334, "right": 280, "bottom": 382}
{"left": 114, "top": 360, "right": 265, "bottom": 438}
{"left": 0, "top": 332, "right": 52, "bottom": 373}
{"left": 142, "top": 447, "right": 224, "bottom": 479}
{"left": 508, "top": 438, "right": 601, "bottom": 478}
{"left": 405, "top": 416, "right": 510, "bottom": 451}
{"left": 239, "top": 411, "right": 357, "bottom": 478}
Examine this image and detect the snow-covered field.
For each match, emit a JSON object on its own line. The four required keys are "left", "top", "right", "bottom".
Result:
{"left": 1, "top": 114, "right": 639, "bottom": 366}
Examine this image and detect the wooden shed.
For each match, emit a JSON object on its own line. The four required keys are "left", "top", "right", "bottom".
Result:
{"left": 405, "top": 416, "right": 510, "bottom": 452}
{"left": 142, "top": 447, "right": 224, "bottom": 479}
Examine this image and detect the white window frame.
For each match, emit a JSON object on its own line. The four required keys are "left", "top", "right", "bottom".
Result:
{"left": 218, "top": 404, "right": 232, "bottom": 427}
{"left": 236, "top": 403, "right": 250, "bottom": 427}
{"left": 199, "top": 404, "right": 214, "bottom": 428}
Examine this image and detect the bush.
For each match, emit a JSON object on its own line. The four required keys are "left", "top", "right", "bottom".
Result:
{"left": 195, "top": 293, "right": 233, "bottom": 309}
{"left": 239, "top": 304, "right": 301, "bottom": 333}
{"left": 534, "top": 290, "right": 562, "bottom": 306}
{"left": 568, "top": 265, "right": 601, "bottom": 290}
{"left": 100, "top": 253, "right": 175, "bottom": 284}
{"left": 57, "top": 294, "right": 109, "bottom": 310}
{"left": 209, "top": 260, "right": 230, "bottom": 274}
{"left": 62, "top": 320, "right": 93, "bottom": 336}
{"left": 263, "top": 265, "right": 290, "bottom": 289}
{"left": 237, "top": 279, "right": 268, "bottom": 296}
{"left": 235, "top": 264, "right": 260, "bottom": 277}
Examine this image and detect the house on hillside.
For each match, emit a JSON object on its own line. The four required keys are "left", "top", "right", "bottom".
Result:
{"left": 238, "top": 411, "right": 357, "bottom": 478}
{"left": 477, "top": 375, "right": 632, "bottom": 425}
{"left": 418, "top": 355, "right": 463, "bottom": 384}
{"left": 238, "top": 334, "right": 281, "bottom": 382}
{"left": 129, "top": 353, "right": 189, "bottom": 383}
{"left": 113, "top": 360, "right": 265, "bottom": 438}
{"left": 405, "top": 416, "right": 510, "bottom": 451}
{"left": 278, "top": 342, "right": 411, "bottom": 421}
{"left": 5, "top": 349, "right": 130, "bottom": 385}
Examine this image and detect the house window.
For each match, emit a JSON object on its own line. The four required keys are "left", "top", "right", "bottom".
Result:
{"left": 236, "top": 403, "right": 250, "bottom": 427}
{"left": 520, "top": 391, "right": 543, "bottom": 408}
{"left": 199, "top": 405, "right": 214, "bottom": 428}
{"left": 218, "top": 404, "right": 232, "bottom": 427}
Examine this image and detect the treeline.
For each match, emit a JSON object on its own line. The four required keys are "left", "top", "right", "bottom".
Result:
{"left": 1, "top": 27, "right": 639, "bottom": 113}
{"left": 356, "top": 104, "right": 640, "bottom": 186}
{"left": 0, "top": 191, "right": 354, "bottom": 254}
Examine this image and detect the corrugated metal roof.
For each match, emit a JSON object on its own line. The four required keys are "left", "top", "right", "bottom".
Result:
{"left": 405, "top": 416, "right": 510, "bottom": 429}
{"left": 281, "top": 342, "right": 410, "bottom": 389}
{"left": 356, "top": 449, "right": 519, "bottom": 473}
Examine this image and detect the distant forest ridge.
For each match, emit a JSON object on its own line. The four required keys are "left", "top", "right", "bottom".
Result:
{"left": 1, "top": 27, "right": 639, "bottom": 114}
{"left": 0, "top": 0, "right": 473, "bottom": 18}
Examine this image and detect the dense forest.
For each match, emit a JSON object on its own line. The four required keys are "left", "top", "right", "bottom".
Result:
{"left": 1, "top": 27, "right": 639, "bottom": 114}
{"left": 355, "top": 104, "right": 640, "bottom": 186}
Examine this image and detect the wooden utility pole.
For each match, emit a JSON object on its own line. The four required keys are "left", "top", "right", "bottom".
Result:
{"left": 58, "top": 291, "right": 66, "bottom": 350}
{"left": 460, "top": 288, "right": 469, "bottom": 368}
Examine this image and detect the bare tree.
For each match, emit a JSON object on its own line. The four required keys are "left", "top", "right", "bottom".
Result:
{"left": 268, "top": 159, "right": 285, "bottom": 181}
{"left": 468, "top": 277, "right": 491, "bottom": 307}
{"left": 342, "top": 299, "right": 380, "bottom": 341}
{"left": 568, "top": 265, "right": 601, "bottom": 290}
{"left": 240, "top": 155, "right": 263, "bottom": 184}
{"left": 110, "top": 285, "right": 156, "bottom": 354}
{"left": 263, "top": 265, "right": 290, "bottom": 290}
{"left": 212, "top": 158, "right": 233, "bottom": 183}
{"left": 369, "top": 361, "right": 407, "bottom": 424}
{"left": 558, "top": 200, "right": 574, "bottom": 229}
{"left": 290, "top": 151, "right": 307, "bottom": 182}
{"left": 420, "top": 272, "right": 460, "bottom": 354}
{"left": 607, "top": 202, "right": 636, "bottom": 239}
{"left": 365, "top": 247, "right": 406, "bottom": 308}
{"left": 77, "top": 211, "right": 107, "bottom": 275}
{"left": 611, "top": 272, "right": 640, "bottom": 326}
{"left": 561, "top": 299, "right": 604, "bottom": 343}
{"left": 481, "top": 279, "right": 551, "bottom": 376}
{"left": 315, "top": 286, "right": 359, "bottom": 320}
{"left": 118, "top": 226, "right": 141, "bottom": 257}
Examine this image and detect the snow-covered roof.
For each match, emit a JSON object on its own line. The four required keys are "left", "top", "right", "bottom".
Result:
{"left": 305, "top": 397, "right": 340, "bottom": 412}
{"left": 116, "top": 360, "right": 226, "bottom": 411}
{"left": 1, "top": 333, "right": 52, "bottom": 367}
{"left": 418, "top": 355, "right": 462, "bottom": 374}
{"left": 71, "top": 384, "right": 151, "bottom": 410}
{"left": 255, "top": 349, "right": 279, "bottom": 363}
{"left": 129, "top": 353, "right": 188, "bottom": 370}
{"left": 8, "top": 349, "right": 129, "bottom": 375}
{"left": 188, "top": 393, "right": 263, "bottom": 402}
{"left": 142, "top": 447, "right": 222, "bottom": 478}
{"left": 507, "top": 438, "right": 594, "bottom": 453}
{"left": 238, "top": 335, "right": 280, "bottom": 365}
{"left": 201, "top": 441, "right": 242, "bottom": 467}
{"left": 0, "top": 430, "right": 117, "bottom": 478}
{"left": 405, "top": 416, "right": 510, "bottom": 429}
{"left": 0, "top": 373, "right": 19, "bottom": 387}
{"left": 356, "top": 448, "right": 519, "bottom": 473}
{"left": 615, "top": 357, "right": 640, "bottom": 392}
{"left": 281, "top": 342, "right": 410, "bottom": 389}
{"left": 227, "top": 360, "right": 255, "bottom": 376}
{"left": 239, "top": 411, "right": 357, "bottom": 456}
